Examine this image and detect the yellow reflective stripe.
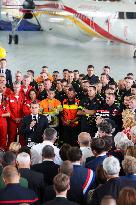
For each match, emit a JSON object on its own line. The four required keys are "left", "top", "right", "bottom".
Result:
{"left": 63, "top": 105, "right": 78, "bottom": 109}
{"left": 78, "top": 106, "right": 83, "bottom": 110}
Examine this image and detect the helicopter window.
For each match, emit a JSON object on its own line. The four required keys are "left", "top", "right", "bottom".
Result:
{"left": 118, "top": 12, "right": 124, "bottom": 19}
{"left": 126, "top": 12, "right": 136, "bottom": 19}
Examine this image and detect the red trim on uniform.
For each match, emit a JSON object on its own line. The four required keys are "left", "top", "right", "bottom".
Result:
{"left": 36, "top": 3, "right": 130, "bottom": 44}
{"left": 0, "top": 198, "right": 38, "bottom": 204}
{"left": 82, "top": 169, "right": 91, "bottom": 190}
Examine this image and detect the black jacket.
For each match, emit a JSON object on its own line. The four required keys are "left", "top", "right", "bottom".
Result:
{"left": 19, "top": 168, "right": 45, "bottom": 204}
{"left": 31, "top": 160, "right": 59, "bottom": 185}
{"left": 5, "top": 69, "right": 13, "bottom": 88}
{"left": 42, "top": 197, "right": 80, "bottom": 205}
{"left": 89, "top": 177, "right": 136, "bottom": 205}
{"left": 20, "top": 114, "right": 48, "bottom": 143}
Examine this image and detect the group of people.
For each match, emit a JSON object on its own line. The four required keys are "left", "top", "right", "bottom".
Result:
{"left": 0, "top": 56, "right": 136, "bottom": 204}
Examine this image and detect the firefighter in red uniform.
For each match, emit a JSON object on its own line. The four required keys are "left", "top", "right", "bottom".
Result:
{"left": 61, "top": 88, "right": 80, "bottom": 146}
{"left": 7, "top": 82, "right": 25, "bottom": 145}
{"left": 0, "top": 92, "right": 10, "bottom": 150}
{"left": 20, "top": 75, "right": 32, "bottom": 99}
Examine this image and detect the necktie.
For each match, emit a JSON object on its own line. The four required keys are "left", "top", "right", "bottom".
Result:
{"left": 33, "top": 115, "right": 37, "bottom": 122}
{"left": 0, "top": 69, "right": 4, "bottom": 74}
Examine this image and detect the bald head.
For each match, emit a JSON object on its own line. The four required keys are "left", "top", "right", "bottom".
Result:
{"left": 78, "top": 132, "right": 91, "bottom": 147}
{"left": 2, "top": 165, "right": 20, "bottom": 185}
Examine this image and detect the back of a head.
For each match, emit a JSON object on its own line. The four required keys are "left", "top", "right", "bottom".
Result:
{"left": 96, "top": 165, "right": 107, "bottom": 185}
{"left": 3, "top": 151, "right": 16, "bottom": 167}
{"left": 117, "top": 187, "right": 136, "bottom": 205}
{"left": 42, "top": 145, "right": 55, "bottom": 159}
{"left": 103, "top": 136, "right": 113, "bottom": 151}
{"left": 78, "top": 132, "right": 91, "bottom": 147}
{"left": 103, "top": 156, "right": 120, "bottom": 176}
{"left": 2, "top": 165, "right": 19, "bottom": 184}
{"left": 60, "top": 160, "right": 73, "bottom": 176}
{"left": 101, "top": 196, "right": 117, "bottom": 205}
{"left": 117, "top": 138, "right": 134, "bottom": 151}
{"left": 68, "top": 147, "right": 82, "bottom": 162}
{"left": 43, "top": 128, "right": 57, "bottom": 141}
{"left": 91, "top": 138, "right": 106, "bottom": 154}
{"left": 53, "top": 173, "right": 70, "bottom": 193}
{"left": 59, "top": 144, "right": 71, "bottom": 161}
{"left": 114, "top": 132, "right": 128, "bottom": 147}
{"left": 125, "top": 146, "right": 136, "bottom": 158}
{"left": 16, "top": 152, "right": 30, "bottom": 167}
{"left": 98, "top": 121, "right": 112, "bottom": 135}
{"left": 122, "top": 156, "right": 136, "bottom": 174}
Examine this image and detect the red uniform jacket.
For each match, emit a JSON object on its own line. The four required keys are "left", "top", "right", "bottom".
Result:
{"left": 8, "top": 93, "right": 25, "bottom": 121}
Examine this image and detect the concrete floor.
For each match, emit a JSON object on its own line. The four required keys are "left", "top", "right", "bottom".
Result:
{"left": 0, "top": 31, "right": 136, "bottom": 80}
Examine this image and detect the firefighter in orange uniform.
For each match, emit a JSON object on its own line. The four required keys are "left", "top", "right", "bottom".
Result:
{"left": 0, "top": 92, "right": 10, "bottom": 150}
{"left": 39, "top": 88, "right": 61, "bottom": 128}
{"left": 61, "top": 88, "right": 80, "bottom": 146}
{"left": 7, "top": 82, "right": 25, "bottom": 145}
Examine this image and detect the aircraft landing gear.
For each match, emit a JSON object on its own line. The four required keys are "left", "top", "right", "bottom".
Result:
{"left": 133, "top": 50, "right": 136, "bottom": 58}
{"left": 8, "top": 34, "right": 19, "bottom": 44}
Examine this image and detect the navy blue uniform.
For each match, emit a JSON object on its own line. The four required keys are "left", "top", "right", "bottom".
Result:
{"left": 83, "top": 74, "right": 99, "bottom": 85}
{"left": 79, "top": 96, "right": 102, "bottom": 137}
{"left": 0, "top": 183, "right": 38, "bottom": 205}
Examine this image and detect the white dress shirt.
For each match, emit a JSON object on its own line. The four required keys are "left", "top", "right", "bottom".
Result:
{"left": 31, "top": 140, "right": 61, "bottom": 165}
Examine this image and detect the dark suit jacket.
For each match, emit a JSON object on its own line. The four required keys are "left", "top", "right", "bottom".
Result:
{"left": 42, "top": 197, "right": 80, "bottom": 205}
{"left": 19, "top": 168, "right": 45, "bottom": 204}
{"left": 5, "top": 69, "right": 13, "bottom": 88}
{"left": 86, "top": 155, "right": 107, "bottom": 172}
{"left": 31, "top": 160, "right": 59, "bottom": 185}
{"left": 0, "top": 183, "right": 38, "bottom": 205}
{"left": 20, "top": 114, "right": 48, "bottom": 143}
{"left": 90, "top": 176, "right": 136, "bottom": 205}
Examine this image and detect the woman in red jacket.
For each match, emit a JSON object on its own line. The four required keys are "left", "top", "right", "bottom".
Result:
{"left": 0, "top": 93, "right": 10, "bottom": 150}
{"left": 23, "top": 89, "right": 39, "bottom": 116}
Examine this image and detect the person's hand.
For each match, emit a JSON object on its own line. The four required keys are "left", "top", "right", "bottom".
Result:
{"left": 30, "top": 120, "right": 37, "bottom": 128}
{"left": 15, "top": 118, "right": 21, "bottom": 123}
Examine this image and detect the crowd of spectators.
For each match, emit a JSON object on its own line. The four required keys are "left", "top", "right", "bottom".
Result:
{"left": 0, "top": 58, "right": 136, "bottom": 204}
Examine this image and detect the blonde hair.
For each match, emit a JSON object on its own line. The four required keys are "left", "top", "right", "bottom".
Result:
{"left": 122, "top": 109, "right": 136, "bottom": 129}
{"left": 9, "top": 142, "right": 21, "bottom": 153}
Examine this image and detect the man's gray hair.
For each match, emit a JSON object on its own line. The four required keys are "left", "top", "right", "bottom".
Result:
{"left": 114, "top": 132, "right": 128, "bottom": 147}
{"left": 117, "top": 139, "right": 134, "bottom": 151}
{"left": 130, "top": 126, "right": 136, "bottom": 136}
{"left": 103, "top": 156, "right": 120, "bottom": 175}
{"left": 122, "top": 156, "right": 136, "bottom": 174}
{"left": 43, "top": 128, "right": 57, "bottom": 141}
{"left": 16, "top": 152, "right": 30, "bottom": 165}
